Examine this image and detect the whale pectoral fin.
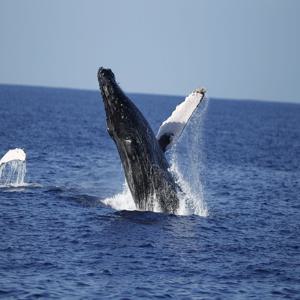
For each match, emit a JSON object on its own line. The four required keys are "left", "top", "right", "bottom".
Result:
{"left": 0, "top": 148, "right": 26, "bottom": 165}
{"left": 156, "top": 87, "right": 206, "bottom": 152}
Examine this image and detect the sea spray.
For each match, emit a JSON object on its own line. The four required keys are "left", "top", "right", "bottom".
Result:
{"left": 0, "top": 148, "right": 27, "bottom": 187}
{"left": 102, "top": 182, "right": 136, "bottom": 211}
{"left": 169, "top": 97, "right": 209, "bottom": 216}
{"left": 0, "top": 160, "right": 27, "bottom": 187}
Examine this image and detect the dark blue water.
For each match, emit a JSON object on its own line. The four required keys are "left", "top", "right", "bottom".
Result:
{"left": 0, "top": 85, "right": 299, "bottom": 299}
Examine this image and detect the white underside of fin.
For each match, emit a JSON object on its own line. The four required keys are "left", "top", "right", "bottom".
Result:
{"left": 156, "top": 88, "right": 206, "bottom": 151}
{"left": 0, "top": 148, "right": 26, "bottom": 165}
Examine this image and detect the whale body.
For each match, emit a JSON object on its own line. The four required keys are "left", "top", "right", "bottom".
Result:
{"left": 97, "top": 68, "right": 205, "bottom": 213}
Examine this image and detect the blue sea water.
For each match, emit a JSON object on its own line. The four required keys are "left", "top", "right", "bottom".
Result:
{"left": 0, "top": 84, "right": 299, "bottom": 299}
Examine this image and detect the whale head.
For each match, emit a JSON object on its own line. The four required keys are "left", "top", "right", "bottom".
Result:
{"left": 98, "top": 67, "right": 147, "bottom": 140}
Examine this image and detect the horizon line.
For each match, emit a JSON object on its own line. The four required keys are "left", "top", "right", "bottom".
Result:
{"left": 0, "top": 82, "right": 299, "bottom": 105}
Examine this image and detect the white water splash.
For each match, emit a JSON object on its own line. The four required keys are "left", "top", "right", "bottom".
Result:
{"left": 102, "top": 183, "right": 136, "bottom": 211}
{"left": 169, "top": 97, "right": 209, "bottom": 217}
{"left": 169, "top": 155, "right": 208, "bottom": 217}
{"left": 0, "top": 160, "right": 27, "bottom": 187}
{"left": 102, "top": 99, "right": 210, "bottom": 216}
{"left": 0, "top": 149, "right": 27, "bottom": 187}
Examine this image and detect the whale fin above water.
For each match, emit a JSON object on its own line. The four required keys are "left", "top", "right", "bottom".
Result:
{"left": 0, "top": 148, "right": 26, "bottom": 166}
{"left": 156, "top": 88, "right": 206, "bottom": 152}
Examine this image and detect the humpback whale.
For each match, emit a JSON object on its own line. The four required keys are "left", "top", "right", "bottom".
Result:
{"left": 97, "top": 67, "right": 205, "bottom": 213}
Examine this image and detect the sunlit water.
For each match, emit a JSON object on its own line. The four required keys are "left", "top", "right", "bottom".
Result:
{"left": 0, "top": 85, "right": 299, "bottom": 299}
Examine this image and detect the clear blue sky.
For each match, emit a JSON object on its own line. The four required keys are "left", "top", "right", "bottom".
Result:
{"left": 0, "top": 0, "right": 299, "bottom": 102}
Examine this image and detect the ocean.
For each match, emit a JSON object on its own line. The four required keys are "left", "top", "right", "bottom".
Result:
{"left": 0, "top": 85, "right": 299, "bottom": 299}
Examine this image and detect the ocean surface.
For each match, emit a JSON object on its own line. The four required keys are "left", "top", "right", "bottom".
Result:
{"left": 0, "top": 84, "right": 299, "bottom": 299}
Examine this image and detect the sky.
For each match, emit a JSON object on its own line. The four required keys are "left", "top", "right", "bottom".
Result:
{"left": 0, "top": 0, "right": 299, "bottom": 103}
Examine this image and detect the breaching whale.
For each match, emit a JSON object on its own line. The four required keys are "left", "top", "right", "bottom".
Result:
{"left": 97, "top": 67, "right": 206, "bottom": 213}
